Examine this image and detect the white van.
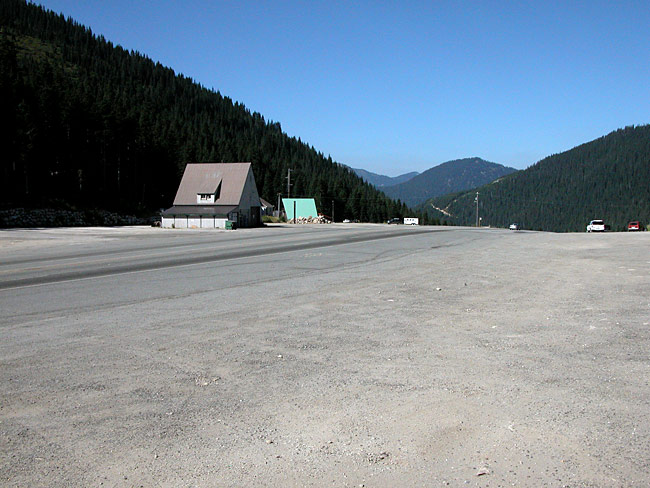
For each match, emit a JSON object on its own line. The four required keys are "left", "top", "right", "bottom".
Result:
{"left": 404, "top": 217, "right": 419, "bottom": 226}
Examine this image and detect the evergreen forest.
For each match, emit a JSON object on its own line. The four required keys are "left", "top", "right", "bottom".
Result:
{"left": 420, "top": 125, "right": 650, "bottom": 232}
{"left": 0, "top": 0, "right": 432, "bottom": 224}
{"left": 382, "top": 158, "right": 517, "bottom": 207}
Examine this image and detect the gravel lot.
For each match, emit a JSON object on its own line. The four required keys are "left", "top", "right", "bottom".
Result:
{"left": 1, "top": 226, "right": 648, "bottom": 487}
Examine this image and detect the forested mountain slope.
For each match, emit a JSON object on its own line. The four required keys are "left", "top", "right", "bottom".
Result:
{"left": 351, "top": 168, "right": 419, "bottom": 187}
{"left": 0, "top": 0, "right": 428, "bottom": 223}
{"left": 382, "top": 158, "right": 517, "bottom": 207}
{"left": 420, "top": 126, "right": 650, "bottom": 232}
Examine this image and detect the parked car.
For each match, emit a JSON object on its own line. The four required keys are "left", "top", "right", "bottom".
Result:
{"left": 627, "top": 221, "right": 642, "bottom": 231}
{"left": 586, "top": 220, "right": 605, "bottom": 232}
{"left": 509, "top": 223, "right": 520, "bottom": 230}
{"left": 342, "top": 219, "right": 351, "bottom": 223}
{"left": 386, "top": 218, "right": 401, "bottom": 224}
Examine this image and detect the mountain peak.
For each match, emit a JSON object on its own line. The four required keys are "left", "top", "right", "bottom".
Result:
{"left": 382, "top": 158, "right": 517, "bottom": 207}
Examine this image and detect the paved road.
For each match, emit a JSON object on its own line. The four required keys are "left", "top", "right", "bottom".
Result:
{"left": 1, "top": 225, "right": 648, "bottom": 487}
{"left": 0, "top": 224, "right": 471, "bottom": 321}
{"left": 0, "top": 224, "right": 438, "bottom": 289}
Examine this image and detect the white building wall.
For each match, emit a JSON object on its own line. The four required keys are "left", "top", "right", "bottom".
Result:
{"left": 240, "top": 168, "right": 261, "bottom": 211}
{"left": 162, "top": 216, "right": 228, "bottom": 229}
{"left": 237, "top": 168, "right": 261, "bottom": 227}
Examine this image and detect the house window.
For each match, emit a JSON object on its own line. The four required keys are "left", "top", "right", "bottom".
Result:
{"left": 197, "top": 193, "right": 215, "bottom": 203}
{"left": 197, "top": 182, "right": 220, "bottom": 203}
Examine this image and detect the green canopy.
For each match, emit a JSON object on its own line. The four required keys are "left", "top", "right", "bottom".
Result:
{"left": 282, "top": 198, "right": 318, "bottom": 220}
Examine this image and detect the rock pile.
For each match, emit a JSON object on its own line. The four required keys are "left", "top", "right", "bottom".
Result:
{"left": 288, "top": 216, "right": 331, "bottom": 224}
{"left": 0, "top": 208, "right": 152, "bottom": 228}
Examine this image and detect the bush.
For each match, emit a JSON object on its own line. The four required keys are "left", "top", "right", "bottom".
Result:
{"left": 262, "top": 215, "right": 281, "bottom": 223}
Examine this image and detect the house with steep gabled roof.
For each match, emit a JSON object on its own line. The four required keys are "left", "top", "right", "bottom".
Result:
{"left": 161, "top": 162, "right": 261, "bottom": 229}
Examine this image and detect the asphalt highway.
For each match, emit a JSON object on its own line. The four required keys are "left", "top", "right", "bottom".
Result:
{"left": 0, "top": 224, "right": 439, "bottom": 289}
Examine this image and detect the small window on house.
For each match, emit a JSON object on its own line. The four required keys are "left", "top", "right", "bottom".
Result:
{"left": 197, "top": 181, "right": 221, "bottom": 204}
{"left": 197, "top": 193, "right": 215, "bottom": 203}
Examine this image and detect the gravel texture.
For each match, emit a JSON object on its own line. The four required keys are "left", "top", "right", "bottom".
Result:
{"left": 0, "top": 225, "right": 648, "bottom": 487}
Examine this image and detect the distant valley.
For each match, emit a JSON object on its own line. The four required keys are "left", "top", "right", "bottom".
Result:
{"left": 350, "top": 168, "right": 419, "bottom": 188}
{"left": 354, "top": 158, "right": 517, "bottom": 207}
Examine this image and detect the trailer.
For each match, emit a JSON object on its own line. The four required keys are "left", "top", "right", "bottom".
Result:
{"left": 404, "top": 217, "right": 419, "bottom": 225}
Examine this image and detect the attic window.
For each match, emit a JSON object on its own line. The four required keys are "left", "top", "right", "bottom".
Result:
{"left": 197, "top": 193, "right": 214, "bottom": 203}
{"left": 196, "top": 182, "right": 221, "bottom": 204}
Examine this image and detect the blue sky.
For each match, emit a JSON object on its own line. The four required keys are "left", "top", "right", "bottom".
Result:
{"left": 37, "top": 1, "right": 650, "bottom": 175}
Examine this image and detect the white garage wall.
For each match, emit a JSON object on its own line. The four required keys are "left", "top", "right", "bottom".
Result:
{"left": 162, "top": 216, "right": 229, "bottom": 229}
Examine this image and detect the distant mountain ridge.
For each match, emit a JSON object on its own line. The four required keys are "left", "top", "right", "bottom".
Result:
{"left": 350, "top": 168, "right": 419, "bottom": 187}
{"left": 420, "top": 125, "right": 650, "bottom": 232}
{"left": 381, "top": 158, "right": 518, "bottom": 207}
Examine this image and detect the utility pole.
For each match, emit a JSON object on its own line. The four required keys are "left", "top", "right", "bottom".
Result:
{"left": 286, "top": 168, "right": 292, "bottom": 198}
{"left": 277, "top": 192, "right": 281, "bottom": 218}
{"left": 475, "top": 192, "right": 479, "bottom": 227}
{"left": 332, "top": 200, "right": 335, "bottom": 223}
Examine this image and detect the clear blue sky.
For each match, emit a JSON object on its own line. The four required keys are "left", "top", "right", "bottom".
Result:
{"left": 37, "top": 0, "right": 650, "bottom": 175}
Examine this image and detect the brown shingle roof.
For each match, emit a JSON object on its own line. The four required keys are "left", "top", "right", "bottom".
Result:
{"left": 173, "top": 163, "right": 252, "bottom": 206}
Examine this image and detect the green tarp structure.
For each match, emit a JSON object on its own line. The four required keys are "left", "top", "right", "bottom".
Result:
{"left": 282, "top": 198, "right": 318, "bottom": 220}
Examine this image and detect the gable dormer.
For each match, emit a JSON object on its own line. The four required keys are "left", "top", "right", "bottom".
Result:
{"left": 196, "top": 181, "right": 221, "bottom": 204}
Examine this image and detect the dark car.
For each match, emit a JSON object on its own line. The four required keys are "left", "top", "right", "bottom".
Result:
{"left": 386, "top": 218, "right": 401, "bottom": 224}
{"left": 627, "top": 221, "right": 643, "bottom": 231}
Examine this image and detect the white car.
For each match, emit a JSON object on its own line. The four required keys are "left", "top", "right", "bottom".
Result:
{"left": 509, "top": 223, "right": 520, "bottom": 230}
{"left": 586, "top": 220, "right": 605, "bottom": 232}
